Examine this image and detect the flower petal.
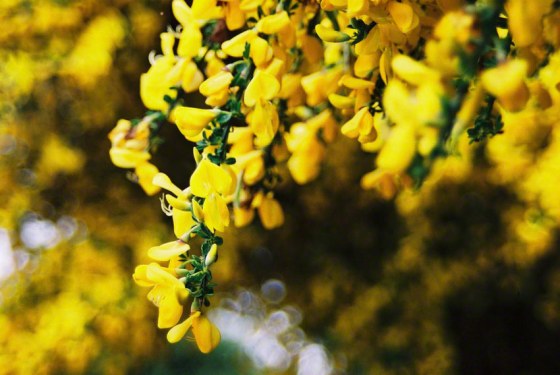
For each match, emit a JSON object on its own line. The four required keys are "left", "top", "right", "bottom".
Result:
{"left": 148, "top": 241, "right": 190, "bottom": 261}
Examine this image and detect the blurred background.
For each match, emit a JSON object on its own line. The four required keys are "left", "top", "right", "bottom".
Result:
{"left": 2, "top": 1, "right": 560, "bottom": 374}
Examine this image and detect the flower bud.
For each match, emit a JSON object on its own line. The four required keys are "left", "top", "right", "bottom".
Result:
{"left": 205, "top": 244, "right": 218, "bottom": 267}
{"left": 315, "top": 24, "right": 351, "bottom": 43}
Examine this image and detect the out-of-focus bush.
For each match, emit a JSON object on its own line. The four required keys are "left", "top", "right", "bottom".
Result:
{"left": 0, "top": 1, "right": 171, "bottom": 373}
{"left": 2, "top": 1, "right": 560, "bottom": 374}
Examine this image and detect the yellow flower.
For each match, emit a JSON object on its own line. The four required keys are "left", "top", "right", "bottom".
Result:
{"left": 286, "top": 122, "right": 326, "bottom": 184}
{"left": 152, "top": 173, "right": 196, "bottom": 239}
{"left": 135, "top": 162, "right": 161, "bottom": 196}
{"left": 133, "top": 264, "right": 187, "bottom": 328}
{"left": 234, "top": 206, "right": 255, "bottom": 227}
{"left": 341, "top": 107, "right": 377, "bottom": 143}
{"left": 190, "top": 159, "right": 234, "bottom": 198}
{"left": 481, "top": 59, "right": 529, "bottom": 112}
{"left": 376, "top": 125, "right": 416, "bottom": 173}
{"left": 140, "top": 56, "right": 181, "bottom": 111}
{"left": 244, "top": 70, "right": 280, "bottom": 107}
{"left": 258, "top": 194, "right": 284, "bottom": 229}
{"left": 248, "top": 99, "right": 279, "bottom": 146}
{"left": 360, "top": 169, "right": 399, "bottom": 199}
{"left": 173, "top": 107, "right": 217, "bottom": 141}
{"left": 167, "top": 311, "right": 221, "bottom": 354}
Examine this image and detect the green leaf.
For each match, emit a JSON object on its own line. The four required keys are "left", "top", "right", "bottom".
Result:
{"left": 243, "top": 42, "right": 251, "bottom": 60}
{"left": 201, "top": 240, "right": 212, "bottom": 256}
{"left": 215, "top": 111, "right": 232, "bottom": 124}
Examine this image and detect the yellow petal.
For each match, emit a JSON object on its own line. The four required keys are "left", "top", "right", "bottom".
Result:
{"left": 199, "top": 71, "right": 233, "bottom": 97}
{"left": 376, "top": 125, "right": 416, "bottom": 172}
{"left": 177, "top": 23, "right": 202, "bottom": 58}
{"left": 348, "top": 0, "right": 369, "bottom": 15}
{"left": 225, "top": 0, "right": 245, "bottom": 30}
{"left": 191, "top": 0, "right": 222, "bottom": 20}
{"left": 182, "top": 61, "right": 204, "bottom": 93}
{"left": 278, "top": 73, "right": 302, "bottom": 99}
{"left": 135, "top": 162, "right": 161, "bottom": 196}
{"left": 221, "top": 29, "right": 257, "bottom": 57}
{"left": 140, "top": 56, "right": 179, "bottom": 111}
{"left": 148, "top": 241, "right": 190, "bottom": 261}
{"left": 152, "top": 173, "right": 184, "bottom": 197}
{"left": 339, "top": 75, "right": 375, "bottom": 89}
{"left": 244, "top": 70, "right": 280, "bottom": 106}
{"left": 315, "top": 24, "right": 351, "bottom": 43}
{"left": 167, "top": 312, "right": 199, "bottom": 343}
{"left": 161, "top": 32, "right": 175, "bottom": 56}
{"left": 192, "top": 314, "right": 221, "bottom": 353}
{"left": 234, "top": 206, "right": 255, "bottom": 227}
{"left": 258, "top": 195, "right": 284, "bottom": 229}
{"left": 192, "top": 199, "right": 204, "bottom": 221}
{"left": 328, "top": 93, "right": 355, "bottom": 109}
{"left": 250, "top": 37, "right": 273, "bottom": 67}
{"left": 133, "top": 265, "right": 153, "bottom": 287}
{"left": 379, "top": 49, "right": 392, "bottom": 84}
{"left": 244, "top": 157, "right": 265, "bottom": 185}
{"left": 174, "top": 107, "right": 217, "bottom": 139}
{"left": 256, "top": 11, "right": 291, "bottom": 34}
{"left": 173, "top": 208, "right": 196, "bottom": 239}
{"left": 481, "top": 59, "right": 529, "bottom": 112}
{"left": 175, "top": 286, "right": 190, "bottom": 305}
{"left": 190, "top": 159, "right": 233, "bottom": 197}
{"left": 240, "top": 0, "right": 261, "bottom": 10}
{"left": 391, "top": 55, "right": 440, "bottom": 85}
{"left": 157, "top": 292, "right": 184, "bottom": 329}
{"left": 110, "top": 148, "right": 150, "bottom": 169}
{"left": 146, "top": 264, "right": 183, "bottom": 288}
{"left": 248, "top": 99, "right": 279, "bottom": 146}
{"left": 263, "top": 58, "right": 285, "bottom": 80}
{"left": 203, "top": 192, "right": 230, "bottom": 232}
{"left": 172, "top": 0, "right": 194, "bottom": 26}
{"left": 341, "top": 107, "right": 374, "bottom": 140}
{"left": 355, "top": 27, "right": 380, "bottom": 55}
{"left": 387, "top": 1, "right": 417, "bottom": 34}
{"left": 166, "top": 194, "right": 190, "bottom": 210}
{"left": 506, "top": 0, "right": 552, "bottom": 48}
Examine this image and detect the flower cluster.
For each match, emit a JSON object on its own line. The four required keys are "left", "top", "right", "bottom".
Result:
{"left": 110, "top": 0, "right": 560, "bottom": 353}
